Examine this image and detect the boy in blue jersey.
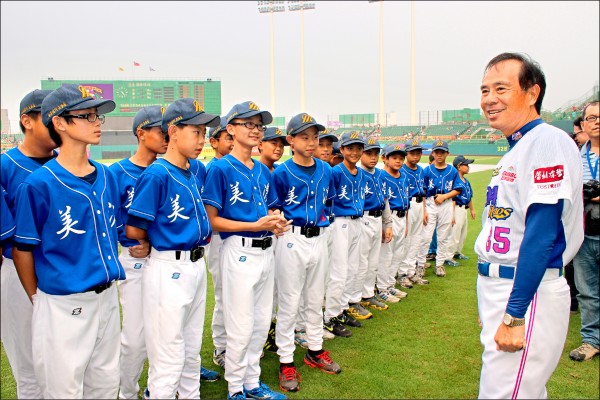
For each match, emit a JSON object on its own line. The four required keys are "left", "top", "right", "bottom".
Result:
{"left": 13, "top": 84, "right": 124, "bottom": 398}
{"left": 354, "top": 138, "right": 392, "bottom": 313}
{"left": 126, "top": 98, "right": 219, "bottom": 399}
{"left": 450, "top": 156, "right": 476, "bottom": 261}
{"left": 416, "top": 141, "right": 464, "bottom": 277}
{"left": 109, "top": 106, "right": 167, "bottom": 399}
{"left": 205, "top": 117, "right": 233, "bottom": 369}
{"left": 324, "top": 131, "right": 367, "bottom": 337}
{"left": 0, "top": 89, "right": 53, "bottom": 399}
{"left": 376, "top": 144, "right": 411, "bottom": 302}
{"left": 259, "top": 127, "right": 288, "bottom": 172}
{"left": 203, "top": 101, "right": 289, "bottom": 400}
{"left": 271, "top": 113, "right": 341, "bottom": 393}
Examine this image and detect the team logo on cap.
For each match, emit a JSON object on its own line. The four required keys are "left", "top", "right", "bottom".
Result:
{"left": 368, "top": 138, "right": 377, "bottom": 145}
{"left": 350, "top": 132, "right": 359, "bottom": 139}
{"left": 301, "top": 114, "right": 314, "bottom": 123}
{"left": 435, "top": 140, "right": 444, "bottom": 146}
{"left": 411, "top": 139, "right": 419, "bottom": 146}
{"left": 137, "top": 120, "right": 150, "bottom": 131}
{"left": 160, "top": 107, "right": 165, "bottom": 115}
{"left": 78, "top": 85, "right": 91, "bottom": 99}
{"left": 248, "top": 102, "right": 260, "bottom": 111}
{"left": 193, "top": 100, "right": 203, "bottom": 112}
{"left": 394, "top": 145, "right": 402, "bottom": 151}
{"left": 21, "top": 103, "right": 36, "bottom": 115}
{"left": 275, "top": 128, "right": 283, "bottom": 136}
{"left": 320, "top": 128, "right": 330, "bottom": 135}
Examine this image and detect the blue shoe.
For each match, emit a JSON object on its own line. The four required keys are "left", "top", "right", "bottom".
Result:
{"left": 245, "top": 381, "right": 288, "bottom": 399}
{"left": 143, "top": 387, "right": 150, "bottom": 400}
{"left": 454, "top": 253, "right": 469, "bottom": 260}
{"left": 201, "top": 366, "right": 221, "bottom": 382}
{"left": 228, "top": 391, "right": 246, "bottom": 399}
{"left": 444, "top": 259, "right": 460, "bottom": 267}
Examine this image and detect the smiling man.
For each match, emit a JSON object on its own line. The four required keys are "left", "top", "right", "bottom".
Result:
{"left": 475, "top": 53, "right": 584, "bottom": 399}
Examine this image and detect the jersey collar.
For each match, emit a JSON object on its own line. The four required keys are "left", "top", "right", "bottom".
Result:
{"left": 507, "top": 118, "right": 543, "bottom": 149}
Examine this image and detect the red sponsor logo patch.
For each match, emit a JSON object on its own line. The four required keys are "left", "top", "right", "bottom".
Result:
{"left": 501, "top": 170, "right": 517, "bottom": 182}
{"left": 533, "top": 165, "right": 564, "bottom": 183}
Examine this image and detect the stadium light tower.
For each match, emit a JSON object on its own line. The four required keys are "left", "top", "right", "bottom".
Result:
{"left": 288, "top": 1, "right": 316, "bottom": 110}
{"left": 258, "top": 1, "right": 286, "bottom": 115}
{"left": 369, "top": 0, "right": 385, "bottom": 126}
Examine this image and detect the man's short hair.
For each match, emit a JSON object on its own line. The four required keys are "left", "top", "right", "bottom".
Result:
{"left": 484, "top": 52, "right": 546, "bottom": 115}
{"left": 581, "top": 101, "right": 599, "bottom": 119}
{"left": 573, "top": 116, "right": 584, "bottom": 130}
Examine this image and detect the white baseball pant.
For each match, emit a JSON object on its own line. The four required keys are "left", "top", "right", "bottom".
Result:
{"left": 275, "top": 227, "right": 327, "bottom": 363}
{"left": 418, "top": 198, "right": 453, "bottom": 268}
{"left": 325, "top": 217, "right": 361, "bottom": 322}
{"left": 144, "top": 249, "right": 207, "bottom": 399}
{"left": 353, "top": 213, "right": 383, "bottom": 301}
{"left": 117, "top": 248, "right": 149, "bottom": 399}
{"left": 400, "top": 199, "right": 425, "bottom": 277}
{"left": 451, "top": 205, "right": 468, "bottom": 256}
{"left": 377, "top": 212, "right": 408, "bottom": 292}
{"left": 0, "top": 259, "right": 43, "bottom": 399}
{"left": 477, "top": 271, "right": 569, "bottom": 399}
{"left": 221, "top": 236, "right": 275, "bottom": 395}
{"left": 32, "top": 285, "right": 120, "bottom": 399}
{"left": 206, "top": 232, "right": 227, "bottom": 354}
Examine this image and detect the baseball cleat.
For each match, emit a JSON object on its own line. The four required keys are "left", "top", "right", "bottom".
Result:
{"left": 340, "top": 311, "right": 362, "bottom": 327}
{"left": 360, "top": 296, "right": 389, "bottom": 311}
{"left": 347, "top": 302, "right": 373, "bottom": 320}
{"left": 378, "top": 291, "right": 400, "bottom": 303}
{"left": 294, "top": 330, "right": 309, "bottom": 349}
{"left": 322, "top": 328, "right": 336, "bottom": 340}
{"left": 213, "top": 349, "right": 226, "bottom": 368}
{"left": 398, "top": 276, "right": 414, "bottom": 289}
{"left": 388, "top": 287, "right": 408, "bottom": 298}
{"left": 304, "top": 350, "right": 342, "bottom": 374}
{"left": 228, "top": 392, "right": 246, "bottom": 400}
{"left": 200, "top": 366, "right": 221, "bottom": 382}
{"left": 454, "top": 253, "right": 469, "bottom": 260}
{"left": 444, "top": 259, "right": 460, "bottom": 267}
{"left": 435, "top": 266, "right": 446, "bottom": 277}
{"left": 278, "top": 365, "right": 302, "bottom": 392}
{"left": 324, "top": 318, "right": 352, "bottom": 338}
{"left": 245, "top": 381, "right": 288, "bottom": 399}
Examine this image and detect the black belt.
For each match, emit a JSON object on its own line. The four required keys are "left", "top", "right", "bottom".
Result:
{"left": 413, "top": 196, "right": 424, "bottom": 203}
{"left": 393, "top": 209, "right": 406, "bottom": 218}
{"left": 350, "top": 215, "right": 360, "bottom": 220}
{"left": 86, "top": 281, "right": 113, "bottom": 294}
{"left": 242, "top": 236, "right": 273, "bottom": 250}
{"left": 329, "top": 215, "right": 335, "bottom": 223}
{"left": 292, "top": 226, "right": 321, "bottom": 238}
{"left": 367, "top": 209, "right": 383, "bottom": 217}
{"left": 457, "top": 204, "right": 469, "bottom": 209}
{"left": 175, "top": 246, "right": 205, "bottom": 262}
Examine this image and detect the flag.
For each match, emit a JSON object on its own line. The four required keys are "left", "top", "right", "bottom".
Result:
{"left": 118, "top": 67, "right": 125, "bottom": 72}
{"left": 149, "top": 66, "right": 156, "bottom": 72}
{"left": 133, "top": 61, "right": 140, "bottom": 67}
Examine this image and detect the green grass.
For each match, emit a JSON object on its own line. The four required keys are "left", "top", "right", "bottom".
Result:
{"left": 2, "top": 168, "right": 598, "bottom": 399}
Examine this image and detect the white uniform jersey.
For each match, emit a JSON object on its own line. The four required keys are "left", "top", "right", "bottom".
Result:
{"left": 474, "top": 122, "right": 584, "bottom": 266}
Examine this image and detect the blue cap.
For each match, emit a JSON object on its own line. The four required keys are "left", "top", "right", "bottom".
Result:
{"left": 262, "top": 127, "right": 289, "bottom": 146}
{"left": 364, "top": 137, "right": 381, "bottom": 151}
{"left": 162, "top": 98, "right": 220, "bottom": 132}
{"left": 318, "top": 128, "right": 339, "bottom": 142}
{"left": 339, "top": 131, "right": 366, "bottom": 147}
{"left": 20, "top": 89, "right": 53, "bottom": 115}
{"left": 431, "top": 140, "right": 449, "bottom": 152}
{"left": 404, "top": 138, "right": 423, "bottom": 152}
{"left": 225, "top": 101, "right": 273, "bottom": 125}
{"left": 332, "top": 141, "right": 342, "bottom": 156}
{"left": 382, "top": 143, "right": 407, "bottom": 157}
{"left": 41, "top": 84, "right": 116, "bottom": 126}
{"left": 132, "top": 106, "right": 165, "bottom": 135}
{"left": 453, "top": 155, "right": 474, "bottom": 168}
{"left": 208, "top": 116, "right": 228, "bottom": 138}
{"left": 287, "top": 113, "right": 325, "bottom": 136}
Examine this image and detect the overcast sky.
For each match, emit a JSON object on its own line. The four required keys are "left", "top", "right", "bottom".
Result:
{"left": 2, "top": 1, "right": 599, "bottom": 128}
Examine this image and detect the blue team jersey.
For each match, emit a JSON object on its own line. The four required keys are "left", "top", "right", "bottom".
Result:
{"left": 1, "top": 188, "right": 15, "bottom": 244}
{"left": 272, "top": 159, "right": 336, "bottom": 227}
{"left": 128, "top": 158, "right": 212, "bottom": 251}
{"left": 453, "top": 177, "right": 473, "bottom": 206}
{"left": 401, "top": 164, "right": 426, "bottom": 199}
{"left": 189, "top": 158, "right": 207, "bottom": 193}
{"left": 108, "top": 158, "right": 146, "bottom": 247}
{"left": 380, "top": 170, "right": 410, "bottom": 211}
{"left": 206, "top": 156, "right": 219, "bottom": 171}
{"left": 423, "top": 164, "right": 464, "bottom": 198}
{"left": 13, "top": 159, "right": 125, "bottom": 295}
{"left": 331, "top": 163, "right": 366, "bottom": 217}
{"left": 0, "top": 147, "right": 57, "bottom": 259}
{"left": 202, "top": 155, "right": 277, "bottom": 240}
{"left": 361, "top": 167, "right": 386, "bottom": 212}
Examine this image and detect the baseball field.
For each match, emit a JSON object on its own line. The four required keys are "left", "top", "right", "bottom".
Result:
{"left": 1, "top": 157, "right": 598, "bottom": 399}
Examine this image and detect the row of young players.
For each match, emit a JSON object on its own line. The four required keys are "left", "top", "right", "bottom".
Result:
{"left": 0, "top": 85, "right": 474, "bottom": 399}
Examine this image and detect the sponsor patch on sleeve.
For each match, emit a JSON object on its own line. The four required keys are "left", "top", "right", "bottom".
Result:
{"left": 533, "top": 165, "right": 564, "bottom": 189}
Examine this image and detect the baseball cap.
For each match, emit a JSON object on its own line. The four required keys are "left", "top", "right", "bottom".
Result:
{"left": 226, "top": 101, "right": 273, "bottom": 125}
{"left": 431, "top": 140, "right": 450, "bottom": 152}
{"left": 41, "top": 84, "right": 116, "bottom": 126}
{"left": 339, "top": 131, "right": 366, "bottom": 147}
{"left": 20, "top": 89, "right": 53, "bottom": 115}
{"left": 318, "top": 128, "right": 339, "bottom": 142}
{"left": 453, "top": 155, "right": 475, "bottom": 168}
{"left": 364, "top": 137, "right": 381, "bottom": 151}
{"left": 132, "top": 106, "right": 164, "bottom": 135}
{"left": 287, "top": 113, "right": 325, "bottom": 136}
{"left": 404, "top": 138, "right": 423, "bottom": 152}
{"left": 162, "top": 98, "right": 220, "bottom": 132}
{"left": 382, "top": 143, "right": 407, "bottom": 157}
{"left": 262, "top": 127, "right": 289, "bottom": 146}
{"left": 208, "top": 116, "right": 228, "bottom": 138}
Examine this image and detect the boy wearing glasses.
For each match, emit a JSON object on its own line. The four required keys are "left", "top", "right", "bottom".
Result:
{"left": 12, "top": 84, "right": 124, "bottom": 398}
{"left": 0, "top": 89, "right": 53, "bottom": 399}
{"left": 203, "top": 101, "right": 289, "bottom": 400}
